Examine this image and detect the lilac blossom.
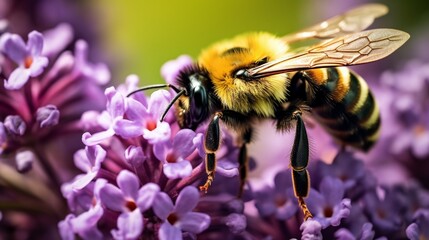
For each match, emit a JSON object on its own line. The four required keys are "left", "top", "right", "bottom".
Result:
{"left": 153, "top": 186, "right": 210, "bottom": 240}
{"left": 253, "top": 170, "right": 298, "bottom": 220}
{"left": 307, "top": 177, "right": 352, "bottom": 228}
{"left": 300, "top": 219, "right": 323, "bottom": 240}
{"left": 99, "top": 170, "right": 160, "bottom": 239}
{"left": 70, "top": 145, "right": 106, "bottom": 190}
{"left": 154, "top": 129, "right": 201, "bottom": 179}
{"left": 113, "top": 89, "right": 172, "bottom": 143}
{"left": 161, "top": 55, "right": 193, "bottom": 85}
{"left": 406, "top": 209, "right": 429, "bottom": 240}
{"left": 60, "top": 74, "right": 237, "bottom": 239}
{"left": 82, "top": 87, "right": 125, "bottom": 146}
{"left": 335, "top": 223, "right": 375, "bottom": 240}
{"left": 0, "top": 31, "right": 48, "bottom": 89}
{"left": 0, "top": 24, "right": 107, "bottom": 238}
{"left": 59, "top": 179, "right": 106, "bottom": 240}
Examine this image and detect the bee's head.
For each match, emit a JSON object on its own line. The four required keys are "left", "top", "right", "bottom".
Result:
{"left": 173, "top": 65, "right": 211, "bottom": 130}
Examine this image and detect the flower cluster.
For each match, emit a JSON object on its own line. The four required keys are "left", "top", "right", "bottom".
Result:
{"left": 0, "top": 24, "right": 108, "bottom": 238}
{"left": 58, "top": 73, "right": 221, "bottom": 239}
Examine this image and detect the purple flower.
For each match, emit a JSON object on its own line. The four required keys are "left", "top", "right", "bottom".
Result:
{"left": 99, "top": 170, "right": 160, "bottom": 238}
{"left": 154, "top": 129, "right": 200, "bottom": 179}
{"left": 406, "top": 210, "right": 429, "bottom": 240}
{"left": 300, "top": 218, "right": 323, "bottom": 240}
{"left": 70, "top": 145, "right": 106, "bottom": 190}
{"left": 307, "top": 177, "right": 352, "bottom": 228}
{"left": 113, "top": 89, "right": 172, "bottom": 143}
{"left": 0, "top": 31, "right": 49, "bottom": 89}
{"left": 59, "top": 179, "right": 106, "bottom": 240}
{"left": 335, "top": 223, "right": 375, "bottom": 240}
{"left": 82, "top": 87, "right": 125, "bottom": 146}
{"left": 315, "top": 150, "right": 376, "bottom": 200}
{"left": 363, "top": 188, "right": 402, "bottom": 234}
{"left": 253, "top": 170, "right": 298, "bottom": 220}
{"left": 153, "top": 186, "right": 210, "bottom": 240}
{"left": 36, "top": 104, "right": 60, "bottom": 128}
{"left": 0, "top": 24, "right": 107, "bottom": 238}
{"left": 161, "top": 55, "right": 193, "bottom": 85}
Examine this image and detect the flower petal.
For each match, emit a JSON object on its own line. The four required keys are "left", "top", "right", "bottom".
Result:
{"left": 177, "top": 212, "right": 210, "bottom": 234}
{"left": 224, "top": 213, "right": 246, "bottom": 234}
{"left": 42, "top": 23, "right": 73, "bottom": 56}
{"left": 82, "top": 129, "right": 115, "bottom": 146}
{"left": 27, "top": 31, "right": 44, "bottom": 56}
{"left": 15, "top": 150, "right": 35, "bottom": 173}
{"left": 406, "top": 223, "right": 419, "bottom": 240}
{"left": 159, "top": 222, "right": 182, "bottom": 240}
{"left": 329, "top": 198, "right": 351, "bottom": 227}
{"left": 174, "top": 186, "right": 199, "bottom": 216}
{"left": 125, "top": 97, "right": 148, "bottom": 121}
{"left": 153, "top": 192, "right": 174, "bottom": 220}
{"left": 143, "top": 121, "right": 171, "bottom": 144}
{"left": 163, "top": 161, "right": 192, "bottom": 179}
{"left": 117, "top": 170, "right": 140, "bottom": 200}
{"left": 300, "top": 219, "right": 323, "bottom": 240}
{"left": 111, "top": 210, "right": 143, "bottom": 240}
{"left": 137, "top": 183, "right": 160, "bottom": 211}
{"left": 71, "top": 172, "right": 97, "bottom": 190}
{"left": 161, "top": 55, "right": 193, "bottom": 85}
{"left": 73, "top": 149, "right": 91, "bottom": 172}
{"left": 86, "top": 145, "right": 106, "bottom": 168}
{"left": 319, "top": 177, "right": 344, "bottom": 206}
{"left": 71, "top": 204, "right": 104, "bottom": 233}
{"left": 58, "top": 214, "right": 75, "bottom": 240}
{"left": 125, "top": 145, "right": 146, "bottom": 166}
{"left": 1, "top": 33, "right": 27, "bottom": 63}
{"left": 106, "top": 87, "right": 125, "bottom": 118}
{"left": 173, "top": 129, "right": 197, "bottom": 157}
{"left": 4, "top": 115, "right": 26, "bottom": 135}
{"left": 36, "top": 105, "right": 60, "bottom": 128}
{"left": 114, "top": 119, "right": 144, "bottom": 138}
{"left": 148, "top": 90, "right": 171, "bottom": 120}
{"left": 28, "top": 56, "right": 48, "bottom": 77}
{"left": 4, "top": 68, "right": 30, "bottom": 90}
{"left": 99, "top": 184, "right": 125, "bottom": 212}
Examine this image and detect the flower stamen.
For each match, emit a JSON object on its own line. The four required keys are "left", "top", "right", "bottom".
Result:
{"left": 24, "top": 56, "right": 33, "bottom": 68}
{"left": 167, "top": 213, "right": 179, "bottom": 225}
{"left": 125, "top": 200, "right": 137, "bottom": 211}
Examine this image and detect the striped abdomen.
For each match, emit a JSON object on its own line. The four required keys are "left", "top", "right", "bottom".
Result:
{"left": 295, "top": 67, "right": 380, "bottom": 151}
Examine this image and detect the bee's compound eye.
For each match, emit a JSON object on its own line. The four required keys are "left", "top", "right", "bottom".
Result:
{"left": 234, "top": 69, "right": 250, "bottom": 80}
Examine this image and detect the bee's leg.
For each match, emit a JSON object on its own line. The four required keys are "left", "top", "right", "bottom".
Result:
{"left": 291, "top": 111, "right": 313, "bottom": 220}
{"left": 238, "top": 128, "right": 252, "bottom": 197}
{"left": 199, "top": 112, "right": 222, "bottom": 192}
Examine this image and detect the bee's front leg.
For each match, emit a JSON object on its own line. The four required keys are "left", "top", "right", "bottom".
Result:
{"left": 199, "top": 112, "right": 222, "bottom": 192}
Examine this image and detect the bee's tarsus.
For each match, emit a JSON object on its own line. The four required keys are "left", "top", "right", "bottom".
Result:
{"left": 298, "top": 196, "right": 313, "bottom": 221}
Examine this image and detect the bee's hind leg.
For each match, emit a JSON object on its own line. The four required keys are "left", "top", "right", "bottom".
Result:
{"left": 290, "top": 111, "right": 313, "bottom": 220}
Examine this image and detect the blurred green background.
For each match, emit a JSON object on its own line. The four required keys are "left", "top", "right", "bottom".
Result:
{"left": 89, "top": 0, "right": 429, "bottom": 85}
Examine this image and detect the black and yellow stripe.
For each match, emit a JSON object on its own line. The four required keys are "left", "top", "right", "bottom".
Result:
{"left": 296, "top": 67, "right": 380, "bottom": 151}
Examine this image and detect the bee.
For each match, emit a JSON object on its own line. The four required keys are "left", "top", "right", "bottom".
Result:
{"left": 128, "top": 4, "right": 409, "bottom": 220}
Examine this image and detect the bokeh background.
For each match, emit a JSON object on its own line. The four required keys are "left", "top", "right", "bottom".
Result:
{"left": 91, "top": 0, "right": 428, "bottom": 84}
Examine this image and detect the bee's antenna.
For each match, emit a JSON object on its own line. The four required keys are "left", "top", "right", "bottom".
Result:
{"left": 160, "top": 88, "right": 187, "bottom": 122}
{"left": 126, "top": 84, "right": 182, "bottom": 97}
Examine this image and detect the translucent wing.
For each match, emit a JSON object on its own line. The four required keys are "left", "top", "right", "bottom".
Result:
{"left": 282, "top": 4, "right": 388, "bottom": 43}
{"left": 247, "top": 29, "right": 410, "bottom": 78}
